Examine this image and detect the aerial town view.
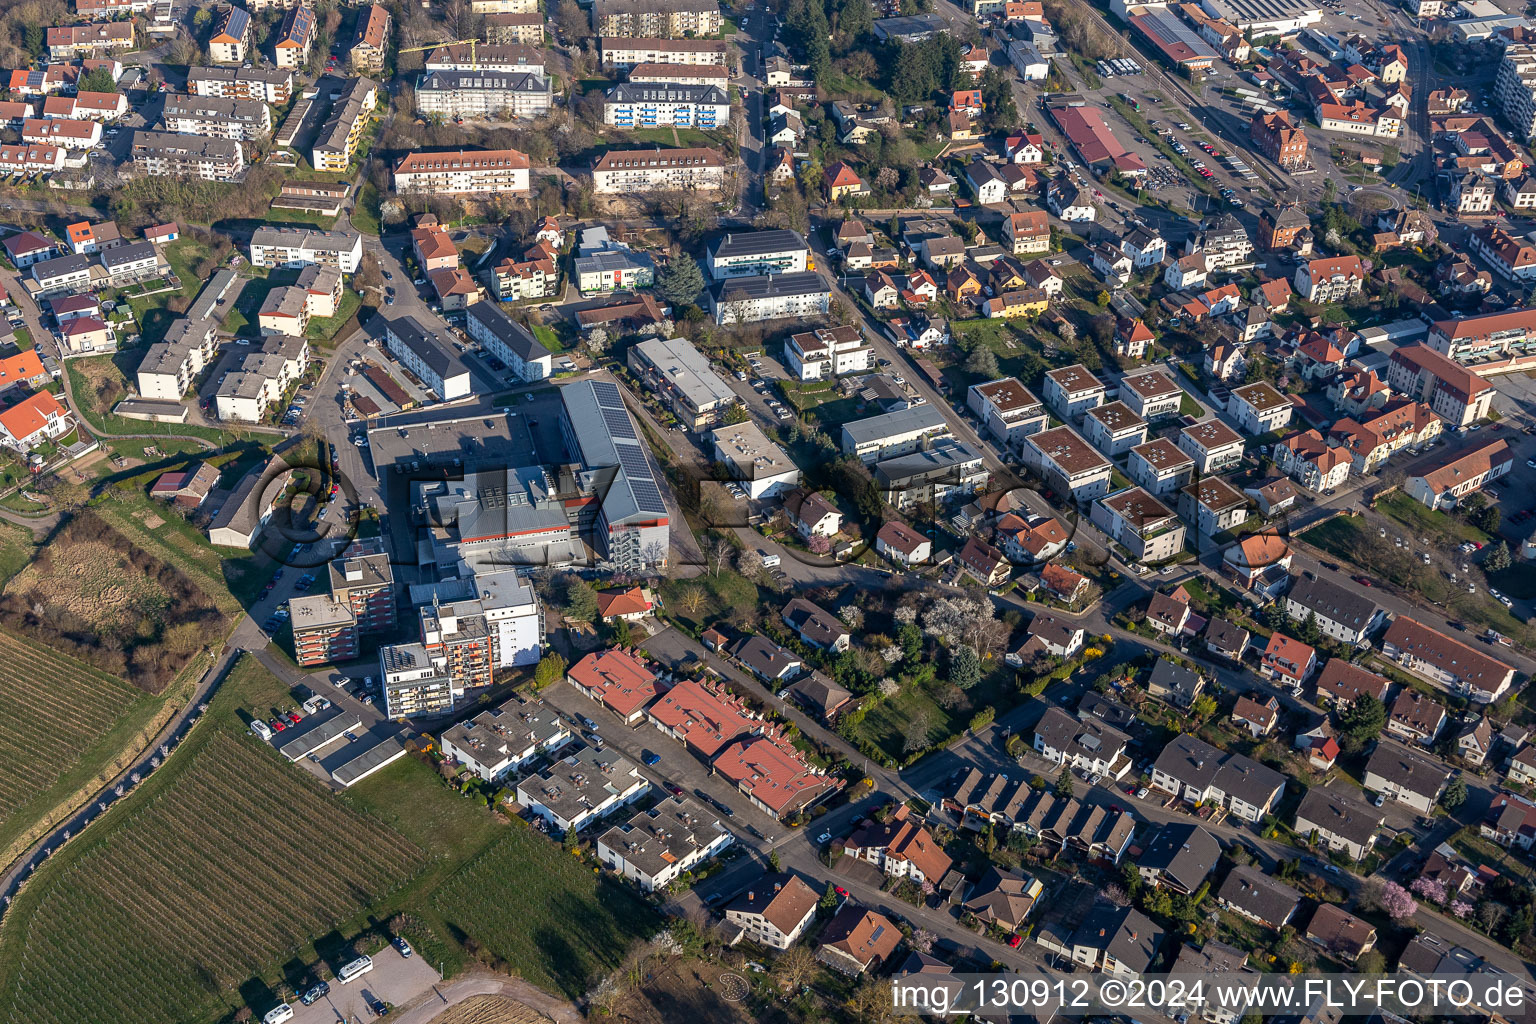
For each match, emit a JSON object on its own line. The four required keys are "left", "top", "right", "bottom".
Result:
{"left": 9, "top": 0, "right": 1536, "bottom": 1019}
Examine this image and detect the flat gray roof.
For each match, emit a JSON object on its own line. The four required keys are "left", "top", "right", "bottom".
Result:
{"left": 277, "top": 711, "right": 364, "bottom": 761}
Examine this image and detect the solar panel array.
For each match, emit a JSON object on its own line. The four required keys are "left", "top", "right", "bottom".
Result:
{"left": 591, "top": 380, "right": 623, "bottom": 405}
{"left": 602, "top": 406, "right": 635, "bottom": 439}
{"left": 567, "top": 379, "right": 670, "bottom": 518}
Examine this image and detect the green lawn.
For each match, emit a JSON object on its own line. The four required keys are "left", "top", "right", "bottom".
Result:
{"left": 531, "top": 322, "right": 565, "bottom": 354}
{"left": 64, "top": 358, "right": 255, "bottom": 443}
{"left": 1179, "top": 392, "right": 1202, "bottom": 417}
{"left": 352, "top": 182, "right": 383, "bottom": 236}
{"left": 1377, "top": 491, "right": 1491, "bottom": 546}
{"left": 616, "top": 127, "right": 721, "bottom": 147}
{"left": 433, "top": 828, "right": 663, "bottom": 999}
{"left": 305, "top": 288, "right": 363, "bottom": 344}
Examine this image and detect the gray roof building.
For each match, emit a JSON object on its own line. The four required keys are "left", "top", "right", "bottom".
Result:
{"left": 1137, "top": 822, "right": 1221, "bottom": 894}
{"left": 465, "top": 302, "right": 552, "bottom": 365}
{"left": 1216, "top": 864, "right": 1301, "bottom": 928}
{"left": 1285, "top": 574, "right": 1381, "bottom": 637}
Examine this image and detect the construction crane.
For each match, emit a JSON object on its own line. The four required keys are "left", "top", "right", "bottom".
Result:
{"left": 398, "top": 38, "right": 481, "bottom": 70}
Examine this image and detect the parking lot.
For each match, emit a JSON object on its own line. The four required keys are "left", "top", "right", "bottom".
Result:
{"left": 267, "top": 945, "right": 440, "bottom": 1024}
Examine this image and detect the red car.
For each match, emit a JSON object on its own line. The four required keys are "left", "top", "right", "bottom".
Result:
{"left": 835, "top": 886, "right": 848, "bottom": 897}
{"left": 668, "top": 784, "right": 683, "bottom": 796}
{"left": 270, "top": 718, "right": 286, "bottom": 732}
{"left": 287, "top": 712, "right": 302, "bottom": 724}
{"left": 1352, "top": 575, "right": 1375, "bottom": 587}
{"left": 1008, "top": 934, "right": 1022, "bottom": 948}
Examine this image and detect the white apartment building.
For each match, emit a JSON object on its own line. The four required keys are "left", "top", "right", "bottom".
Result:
{"left": 705, "top": 229, "right": 810, "bottom": 280}
{"left": 1023, "top": 426, "right": 1112, "bottom": 503}
{"left": 383, "top": 315, "right": 474, "bottom": 401}
{"left": 966, "top": 377, "right": 1048, "bottom": 450}
{"left": 249, "top": 227, "right": 363, "bottom": 273}
{"left": 603, "top": 82, "right": 729, "bottom": 129}
{"left": 393, "top": 148, "right": 531, "bottom": 195}
{"left": 465, "top": 302, "right": 553, "bottom": 382}
{"left": 785, "top": 325, "right": 870, "bottom": 379}
{"left": 709, "top": 272, "right": 829, "bottom": 325}
{"left": 1178, "top": 419, "right": 1246, "bottom": 473}
{"left": 135, "top": 316, "right": 218, "bottom": 399}
{"left": 1090, "top": 487, "right": 1187, "bottom": 564}
{"left": 591, "top": 146, "right": 728, "bottom": 193}
{"left": 1128, "top": 438, "right": 1196, "bottom": 497}
{"left": 161, "top": 94, "right": 272, "bottom": 141}
{"left": 596, "top": 798, "right": 733, "bottom": 892}
{"left": 1230, "top": 381, "right": 1294, "bottom": 436}
{"left": 1041, "top": 363, "right": 1106, "bottom": 422}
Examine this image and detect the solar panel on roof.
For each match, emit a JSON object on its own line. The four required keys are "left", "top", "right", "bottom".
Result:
{"left": 602, "top": 406, "right": 637, "bottom": 438}
{"left": 629, "top": 479, "right": 667, "bottom": 514}
{"left": 592, "top": 380, "right": 622, "bottom": 405}
{"left": 617, "top": 446, "right": 651, "bottom": 477}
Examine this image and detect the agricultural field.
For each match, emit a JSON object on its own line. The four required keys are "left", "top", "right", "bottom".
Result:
{"left": 433, "top": 825, "right": 663, "bottom": 999}
{"left": 0, "top": 512, "right": 225, "bottom": 692}
{"left": 428, "top": 995, "right": 555, "bottom": 1024}
{"left": 0, "top": 629, "right": 154, "bottom": 856}
{"left": 0, "top": 686, "right": 430, "bottom": 1024}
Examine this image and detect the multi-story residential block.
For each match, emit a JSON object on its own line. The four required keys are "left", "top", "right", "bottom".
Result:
{"left": 382, "top": 315, "right": 473, "bottom": 400}
{"left": 329, "top": 552, "right": 396, "bottom": 634}
{"left": 424, "top": 42, "right": 547, "bottom": 73}
{"left": 289, "top": 595, "right": 358, "bottom": 666}
{"left": 840, "top": 405, "right": 950, "bottom": 463}
{"left": 130, "top": 130, "right": 244, "bottom": 180}
{"left": 709, "top": 272, "right": 829, "bottom": 324}
{"left": 786, "top": 325, "right": 871, "bottom": 380}
{"left": 440, "top": 696, "right": 572, "bottom": 782}
{"left": 966, "top": 377, "right": 1047, "bottom": 450}
{"left": 214, "top": 334, "right": 309, "bottom": 422}
{"left": 249, "top": 226, "right": 363, "bottom": 273}
{"left": 593, "top": 0, "right": 723, "bottom": 37}
{"left": 1024, "top": 426, "right": 1112, "bottom": 503}
{"left": 350, "top": 3, "right": 391, "bottom": 72}
{"left": 1128, "top": 438, "right": 1195, "bottom": 497}
{"left": 597, "top": 797, "right": 732, "bottom": 891}
{"left": 1387, "top": 344, "right": 1493, "bottom": 427}
{"left": 1082, "top": 402, "right": 1147, "bottom": 457}
{"left": 484, "top": 11, "right": 546, "bottom": 44}
{"left": 1178, "top": 418, "right": 1245, "bottom": 473}
{"left": 1119, "top": 370, "right": 1184, "bottom": 420}
{"left": 872, "top": 442, "right": 987, "bottom": 510}
{"left": 393, "top": 148, "right": 530, "bottom": 195}
{"left": 1405, "top": 439, "right": 1513, "bottom": 510}
{"left": 627, "top": 336, "right": 738, "bottom": 429}
{"left": 273, "top": 4, "right": 317, "bottom": 69}
{"left": 599, "top": 37, "right": 730, "bottom": 70}
{"left": 187, "top": 65, "right": 293, "bottom": 105}
{"left": 1273, "top": 429, "right": 1351, "bottom": 492}
{"left": 1003, "top": 209, "right": 1051, "bottom": 255}
{"left": 465, "top": 302, "right": 552, "bottom": 382}
{"left": 1150, "top": 734, "right": 1286, "bottom": 822}
{"left": 711, "top": 421, "right": 801, "bottom": 498}
{"left": 591, "top": 146, "right": 728, "bottom": 193}
{"left": 1294, "top": 255, "right": 1366, "bottom": 301}
{"left": 1180, "top": 477, "right": 1249, "bottom": 535}
{"left": 136, "top": 316, "right": 218, "bottom": 399}
{"left": 1381, "top": 616, "right": 1516, "bottom": 703}
{"left": 161, "top": 94, "right": 272, "bottom": 141}
{"left": 1041, "top": 363, "right": 1106, "bottom": 422}
{"left": 1329, "top": 400, "right": 1442, "bottom": 475}
{"left": 208, "top": 5, "right": 250, "bottom": 63}
{"left": 1285, "top": 575, "right": 1380, "bottom": 645}
{"left": 415, "top": 70, "right": 553, "bottom": 120}
{"left": 517, "top": 747, "right": 650, "bottom": 832}
{"left": 1496, "top": 42, "right": 1536, "bottom": 141}
{"left": 705, "top": 229, "right": 809, "bottom": 280}
{"left": 310, "top": 77, "right": 378, "bottom": 172}
{"left": 628, "top": 62, "right": 730, "bottom": 86}
{"left": 257, "top": 285, "right": 311, "bottom": 337}
{"left": 1091, "top": 487, "right": 1186, "bottom": 564}
{"left": 1229, "top": 381, "right": 1293, "bottom": 436}
{"left": 603, "top": 81, "right": 728, "bottom": 128}
{"left": 1427, "top": 308, "right": 1536, "bottom": 361}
